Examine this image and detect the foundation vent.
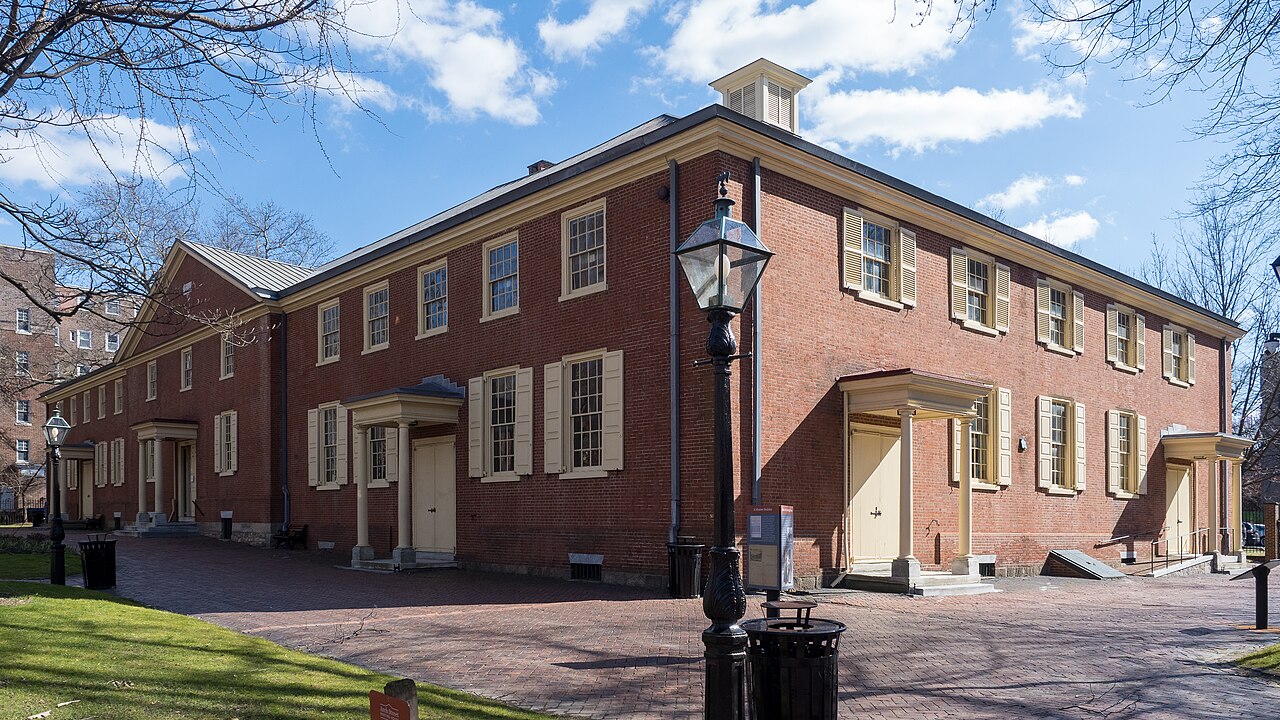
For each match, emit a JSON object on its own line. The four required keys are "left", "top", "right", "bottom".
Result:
{"left": 569, "top": 553, "right": 603, "bottom": 582}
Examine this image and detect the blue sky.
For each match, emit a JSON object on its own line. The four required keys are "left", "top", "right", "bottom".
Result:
{"left": 4, "top": 1, "right": 1234, "bottom": 278}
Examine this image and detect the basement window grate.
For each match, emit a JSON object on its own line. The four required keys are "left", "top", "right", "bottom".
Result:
{"left": 979, "top": 562, "right": 996, "bottom": 578}
{"left": 569, "top": 553, "right": 604, "bottom": 582}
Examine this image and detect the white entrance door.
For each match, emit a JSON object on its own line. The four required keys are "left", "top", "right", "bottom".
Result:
{"left": 177, "top": 442, "right": 197, "bottom": 520}
{"left": 80, "top": 461, "right": 93, "bottom": 517}
{"left": 1165, "top": 464, "right": 1194, "bottom": 556}
{"left": 412, "top": 438, "right": 457, "bottom": 555}
{"left": 849, "top": 426, "right": 902, "bottom": 561}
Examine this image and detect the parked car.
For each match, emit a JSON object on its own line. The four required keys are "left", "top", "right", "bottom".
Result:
{"left": 1244, "top": 522, "right": 1266, "bottom": 548}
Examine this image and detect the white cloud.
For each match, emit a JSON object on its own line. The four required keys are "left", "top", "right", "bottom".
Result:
{"left": 1020, "top": 210, "right": 1099, "bottom": 248}
{"left": 806, "top": 85, "right": 1084, "bottom": 154}
{"left": 655, "top": 0, "right": 964, "bottom": 83}
{"left": 978, "top": 174, "right": 1051, "bottom": 212}
{"left": 539, "top": 0, "right": 654, "bottom": 62}
{"left": 1063, "top": 174, "right": 1086, "bottom": 186}
{"left": 1011, "top": 0, "right": 1123, "bottom": 61}
{"left": 0, "top": 114, "right": 189, "bottom": 190}
{"left": 309, "top": 69, "right": 416, "bottom": 114}
{"left": 342, "top": 0, "right": 553, "bottom": 125}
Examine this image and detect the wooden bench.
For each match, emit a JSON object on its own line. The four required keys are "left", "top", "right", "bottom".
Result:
{"left": 82, "top": 514, "right": 105, "bottom": 531}
{"left": 272, "top": 523, "right": 307, "bottom": 550}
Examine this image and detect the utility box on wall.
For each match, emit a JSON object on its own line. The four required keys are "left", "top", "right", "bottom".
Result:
{"left": 746, "top": 505, "right": 794, "bottom": 591}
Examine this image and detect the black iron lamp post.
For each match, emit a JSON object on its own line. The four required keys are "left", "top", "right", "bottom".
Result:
{"left": 675, "top": 172, "right": 773, "bottom": 720}
{"left": 43, "top": 409, "right": 70, "bottom": 585}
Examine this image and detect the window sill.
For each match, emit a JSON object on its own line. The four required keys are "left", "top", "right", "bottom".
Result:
{"left": 15, "top": 329, "right": 30, "bottom": 335}
{"left": 179, "top": 386, "right": 191, "bottom": 393}
{"left": 948, "top": 478, "right": 1002, "bottom": 492}
{"left": 961, "top": 320, "right": 1000, "bottom": 337}
{"left": 558, "top": 469, "right": 609, "bottom": 480}
{"left": 1109, "top": 362, "right": 1140, "bottom": 375}
{"left": 315, "top": 483, "right": 343, "bottom": 491}
{"left": 481, "top": 473, "right": 521, "bottom": 484}
{"left": 367, "top": 480, "right": 390, "bottom": 489}
{"left": 361, "top": 344, "right": 389, "bottom": 356}
{"left": 145, "top": 397, "right": 156, "bottom": 402}
{"left": 560, "top": 283, "right": 607, "bottom": 303}
{"left": 855, "top": 291, "right": 904, "bottom": 311}
{"left": 316, "top": 357, "right": 340, "bottom": 367}
{"left": 1111, "top": 489, "right": 1141, "bottom": 500}
{"left": 1043, "top": 485, "right": 1078, "bottom": 496}
{"left": 1166, "top": 376, "right": 1190, "bottom": 388}
{"left": 218, "top": 470, "right": 234, "bottom": 477}
{"left": 15, "top": 421, "right": 30, "bottom": 427}
{"left": 1042, "top": 343, "right": 1075, "bottom": 357}
{"left": 415, "top": 326, "right": 448, "bottom": 341}
{"left": 480, "top": 307, "right": 520, "bottom": 323}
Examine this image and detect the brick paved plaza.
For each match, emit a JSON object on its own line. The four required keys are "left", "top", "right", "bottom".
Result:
{"left": 87, "top": 533, "right": 1280, "bottom": 718}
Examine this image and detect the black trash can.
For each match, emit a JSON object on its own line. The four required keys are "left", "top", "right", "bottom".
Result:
{"left": 220, "top": 513, "right": 233, "bottom": 540}
{"left": 79, "top": 536, "right": 117, "bottom": 590}
{"left": 743, "top": 616, "right": 846, "bottom": 720}
{"left": 667, "top": 536, "right": 705, "bottom": 598}
{"left": 27, "top": 508, "right": 45, "bottom": 526}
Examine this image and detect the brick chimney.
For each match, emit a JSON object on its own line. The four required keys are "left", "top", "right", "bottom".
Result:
{"left": 527, "top": 160, "right": 554, "bottom": 176}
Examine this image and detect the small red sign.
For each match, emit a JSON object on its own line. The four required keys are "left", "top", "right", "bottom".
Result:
{"left": 370, "top": 690, "right": 411, "bottom": 720}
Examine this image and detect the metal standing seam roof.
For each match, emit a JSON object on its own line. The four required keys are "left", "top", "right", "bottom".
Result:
{"left": 182, "top": 242, "right": 315, "bottom": 298}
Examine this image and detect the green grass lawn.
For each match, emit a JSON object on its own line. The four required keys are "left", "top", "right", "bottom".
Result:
{"left": 1239, "top": 642, "right": 1280, "bottom": 674}
{"left": 0, "top": 582, "right": 556, "bottom": 720}
{"left": 0, "top": 550, "right": 82, "bottom": 579}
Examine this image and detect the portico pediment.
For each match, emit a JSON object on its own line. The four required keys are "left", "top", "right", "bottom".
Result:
{"left": 1160, "top": 431, "right": 1252, "bottom": 462}
{"left": 343, "top": 374, "right": 464, "bottom": 429}
{"left": 131, "top": 420, "right": 199, "bottom": 441}
{"left": 838, "top": 368, "right": 992, "bottom": 421}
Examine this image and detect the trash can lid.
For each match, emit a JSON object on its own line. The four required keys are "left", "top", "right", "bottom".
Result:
{"left": 742, "top": 617, "right": 846, "bottom": 637}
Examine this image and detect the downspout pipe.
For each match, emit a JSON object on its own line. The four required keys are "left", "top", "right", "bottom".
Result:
{"left": 279, "top": 311, "right": 291, "bottom": 530}
{"left": 669, "top": 159, "right": 681, "bottom": 544}
{"left": 752, "top": 157, "right": 763, "bottom": 506}
{"left": 1220, "top": 337, "right": 1231, "bottom": 547}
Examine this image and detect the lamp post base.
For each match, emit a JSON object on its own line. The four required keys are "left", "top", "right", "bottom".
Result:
{"left": 703, "top": 544, "right": 747, "bottom": 720}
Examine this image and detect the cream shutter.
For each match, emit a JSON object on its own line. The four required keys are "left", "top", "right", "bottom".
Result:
{"left": 1037, "top": 396, "right": 1052, "bottom": 489}
{"left": 897, "top": 229, "right": 917, "bottom": 307}
{"left": 335, "top": 406, "right": 348, "bottom": 485}
{"left": 1106, "top": 410, "right": 1120, "bottom": 494}
{"left": 997, "top": 387, "right": 1012, "bottom": 486}
{"left": 228, "top": 411, "right": 238, "bottom": 473}
{"left": 307, "top": 408, "right": 319, "bottom": 486}
{"left": 544, "top": 362, "right": 564, "bottom": 474}
{"left": 385, "top": 427, "right": 398, "bottom": 483}
{"left": 951, "top": 418, "right": 962, "bottom": 483}
{"left": 602, "top": 350, "right": 624, "bottom": 471}
{"left": 468, "top": 376, "right": 484, "bottom": 477}
{"left": 1162, "top": 326, "right": 1174, "bottom": 379}
{"left": 1187, "top": 332, "right": 1197, "bottom": 385}
{"left": 1035, "top": 279, "right": 1051, "bottom": 344}
{"left": 949, "top": 247, "right": 968, "bottom": 320}
{"left": 1073, "top": 402, "right": 1087, "bottom": 492}
{"left": 841, "top": 209, "right": 863, "bottom": 292}
{"left": 995, "top": 264, "right": 1011, "bottom": 333}
{"left": 1137, "top": 414, "right": 1149, "bottom": 494}
{"left": 1072, "top": 291, "right": 1085, "bottom": 353}
{"left": 213, "top": 414, "right": 224, "bottom": 474}
{"left": 1135, "top": 314, "right": 1147, "bottom": 370}
{"left": 515, "top": 367, "right": 533, "bottom": 475}
{"left": 116, "top": 439, "right": 125, "bottom": 486}
{"left": 1105, "top": 304, "right": 1119, "bottom": 362}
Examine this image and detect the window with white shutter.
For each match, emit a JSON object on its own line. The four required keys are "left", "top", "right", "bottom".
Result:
{"left": 214, "top": 410, "right": 238, "bottom": 476}
{"left": 544, "top": 350, "right": 623, "bottom": 478}
{"left": 468, "top": 366, "right": 533, "bottom": 480}
{"left": 1162, "top": 323, "right": 1195, "bottom": 386}
{"left": 952, "top": 387, "right": 1011, "bottom": 489}
{"left": 1034, "top": 277, "right": 1082, "bottom": 354}
{"left": 841, "top": 208, "right": 916, "bottom": 310}
{"left": 952, "top": 247, "right": 1009, "bottom": 335}
{"left": 309, "top": 403, "right": 347, "bottom": 488}
{"left": 1106, "top": 303, "right": 1145, "bottom": 373}
{"left": 1037, "top": 395, "right": 1086, "bottom": 494}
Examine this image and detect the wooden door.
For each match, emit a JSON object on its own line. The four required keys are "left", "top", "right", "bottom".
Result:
{"left": 177, "top": 443, "right": 196, "bottom": 520}
{"left": 849, "top": 427, "right": 901, "bottom": 561}
{"left": 80, "top": 461, "right": 93, "bottom": 517}
{"left": 412, "top": 438, "right": 457, "bottom": 555}
{"left": 1165, "top": 464, "right": 1193, "bottom": 556}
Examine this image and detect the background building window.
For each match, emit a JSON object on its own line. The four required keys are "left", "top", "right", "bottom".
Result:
{"left": 105, "top": 299, "right": 121, "bottom": 316}
{"left": 15, "top": 351, "right": 29, "bottom": 376}
{"left": 77, "top": 329, "right": 91, "bottom": 349}
{"left": 15, "top": 400, "right": 29, "bottom": 424}
{"left": 106, "top": 333, "right": 120, "bottom": 352}
{"left": 75, "top": 363, "right": 89, "bottom": 377}
{"left": 486, "top": 238, "right": 519, "bottom": 316}
{"left": 15, "top": 308, "right": 29, "bottom": 334}
{"left": 16, "top": 439, "right": 28, "bottom": 464}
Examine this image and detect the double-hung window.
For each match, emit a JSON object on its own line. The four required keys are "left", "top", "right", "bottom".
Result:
{"left": 105, "top": 333, "right": 119, "bottom": 352}
{"left": 213, "top": 410, "right": 237, "bottom": 475}
{"left": 569, "top": 358, "right": 604, "bottom": 471}
{"left": 15, "top": 308, "right": 30, "bottom": 334}
{"left": 1106, "top": 409, "right": 1148, "bottom": 496}
{"left": 562, "top": 200, "right": 606, "bottom": 298}
{"left": 105, "top": 299, "right": 121, "bottom": 316}
{"left": 951, "top": 247, "right": 1009, "bottom": 334}
{"left": 1162, "top": 323, "right": 1195, "bottom": 386}
{"left": 75, "top": 364, "right": 88, "bottom": 377}
{"left": 318, "top": 300, "right": 340, "bottom": 363}
{"left": 77, "top": 329, "right": 91, "bottom": 349}
{"left": 368, "top": 427, "right": 388, "bottom": 484}
{"left": 364, "top": 282, "right": 390, "bottom": 352}
{"left": 180, "top": 347, "right": 193, "bottom": 391}
{"left": 955, "top": 388, "right": 1012, "bottom": 488}
{"left": 543, "top": 350, "right": 625, "bottom": 477}
{"left": 146, "top": 361, "right": 157, "bottom": 400}
{"left": 488, "top": 373, "right": 517, "bottom": 475}
{"left": 1106, "top": 303, "right": 1144, "bottom": 372}
{"left": 114, "top": 378, "right": 123, "bottom": 414}
{"left": 483, "top": 235, "right": 519, "bottom": 320}
{"left": 15, "top": 400, "right": 29, "bottom": 424}
{"left": 841, "top": 208, "right": 917, "bottom": 308}
{"left": 468, "top": 367, "right": 532, "bottom": 480}
{"left": 1035, "top": 277, "right": 1083, "bottom": 354}
{"left": 16, "top": 439, "right": 29, "bottom": 464}
{"left": 322, "top": 407, "right": 338, "bottom": 484}
{"left": 220, "top": 335, "right": 234, "bottom": 379}
{"left": 418, "top": 261, "right": 448, "bottom": 337}
{"left": 82, "top": 391, "right": 90, "bottom": 423}
{"left": 307, "top": 403, "right": 347, "bottom": 488}
{"left": 97, "top": 385, "right": 105, "bottom": 419}
{"left": 15, "top": 351, "right": 29, "bottom": 376}
{"left": 1037, "top": 395, "right": 1087, "bottom": 494}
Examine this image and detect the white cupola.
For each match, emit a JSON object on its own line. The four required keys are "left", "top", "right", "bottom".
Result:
{"left": 709, "top": 58, "right": 812, "bottom": 134}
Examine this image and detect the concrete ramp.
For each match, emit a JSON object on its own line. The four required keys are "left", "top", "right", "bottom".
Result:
{"left": 1043, "top": 550, "right": 1126, "bottom": 579}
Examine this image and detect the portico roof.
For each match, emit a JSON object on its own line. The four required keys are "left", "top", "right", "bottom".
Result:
{"left": 838, "top": 368, "right": 991, "bottom": 421}
{"left": 60, "top": 442, "right": 95, "bottom": 460}
{"left": 343, "top": 374, "right": 465, "bottom": 428}
{"left": 130, "top": 419, "right": 199, "bottom": 441}
{"left": 1159, "top": 431, "right": 1253, "bottom": 462}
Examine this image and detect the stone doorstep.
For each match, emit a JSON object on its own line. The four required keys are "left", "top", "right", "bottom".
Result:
{"left": 838, "top": 569, "right": 997, "bottom": 597}
{"left": 351, "top": 556, "right": 458, "bottom": 573}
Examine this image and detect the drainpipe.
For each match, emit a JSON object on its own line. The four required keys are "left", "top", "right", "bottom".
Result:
{"left": 279, "top": 311, "right": 291, "bottom": 530}
{"left": 751, "top": 157, "right": 763, "bottom": 506}
{"left": 668, "top": 159, "right": 681, "bottom": 544}
{"left": 1220, "top": 337, "right": 1231, "bottom": 548}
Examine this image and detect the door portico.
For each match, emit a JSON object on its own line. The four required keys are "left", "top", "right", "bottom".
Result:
{"left": 1159, "top": 431, "right": 1252, "bottom": 561}
{"left": 131, "top": 420, "right": 198, "bottom": 525}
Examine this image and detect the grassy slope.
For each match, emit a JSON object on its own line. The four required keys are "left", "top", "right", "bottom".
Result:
{"left": 1239, "top": 642, "right": 1280, "bottom": 673}
{"left": 0, "top": 582, "right": 554, "bottom": 720}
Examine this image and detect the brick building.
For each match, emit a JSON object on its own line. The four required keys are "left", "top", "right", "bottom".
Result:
{"left": 41, "top": 60, "right": 1252, "bottom": 591}
{"left": 2, "top": 244, "right": 129, "bottom": 515}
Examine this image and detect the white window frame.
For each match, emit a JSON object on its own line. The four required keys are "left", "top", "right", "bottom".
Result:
{"left": 417, "top": 259, "right": 449, "bottom": 339}
{"left": 367, "top": 426, "right": 389, "bottom": 487}
{"left": 481, "top": 233, "right": 520, "bottom": 321}
{"left": 69, "top": 396, "right": 76, "bottom": 425}
{"left": 76, "top": 329, "right": 92, "bottom": 349}
{"left": 1037, "top": 395, "right": 1087, "bottom": 495}
{"left": 308, "top": 402, "right": 348, "bottom": 489}
{"left": 97, "top": 385, "right": 105, "bottom": 419}
{"left": 1106, "top": 302, "right": 1144, "bottom": 374}
{"left": 1163, "top": 323, "right": 1195, "bottom": 387}
{"left": 146, "top": 360, "right": 157, "bottom": 401}
{"left": 950, "top": 246, "right": 1009, "bottom": 335}
{"left": 220, "top": 335, "right": 235, "bottom": 379}
{"left": 105, "top": 332, "right": 120, "bottom": 353}
{"left": 543, "top": 349, "right": 624, "bottom": 479}
{"left": 114, "top": 378, "right": 123, "bottom": 415}
{"left": 952, "top": 387, "right": 1012, "bottom": 491}
{"left": 363, "top": 281, "right": 390, "bottom": 353}
{"left": 485, "top": 368, "right": 519, "bottom": 479}
{"left": 468, "top": 366, "right": 532, "bottom": 481}
{"left": 15, "top": 439, "right": 28, "bottom": 464}
{"left": 561, "top": 198, "right": 607, "bottom": 300}
{"left": 180, "top": 347, "right": 193, "bottom": 391}
{"left": 317, "top": 299, "right": 341, "bottom": 365}
{"left": 15, "top": 399, "right": 30, "bottom": 425}
{"left": 1107, "top": 409, "right": 1148, "bottom": 499}
{"left": 1035, "top": 277, "right": 1084, "bottom": 355}
{"left": 15, "top": 307, "right": 30, "bottom": 334}
{"left": 82, "top": 390, "right": 90, "bottom": 423}
{"left": 142, "top": 439, "right": 155, "bottom": 482}
{"left": 75, "top": 363, "right": 89, "bottom": 377}
{"left": 105, "top": 299, "right": 121, "bottom": 316}
{"left": 214, "top": 410, "right": 237, "bottom": 476}
{"left": 15, "top": 351, "right": 29, "bottom": 377}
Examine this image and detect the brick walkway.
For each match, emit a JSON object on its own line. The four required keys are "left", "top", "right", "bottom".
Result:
{"left": 74, "top": 532, "right": 1280, "bottom": 718}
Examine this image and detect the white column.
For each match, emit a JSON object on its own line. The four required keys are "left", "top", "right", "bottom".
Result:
{"left": 57, "top": 460, "right": 68, "bottom": 520}
{"left": 1233, "top": 459, "right": 1246, "bottom": 561}
{"left": 891, "top": 409, "right": 919, "bottom": 579}
{"left": 1207, "top": 458, "right": 1221, "bottom": 554}
{"left": 391, "top": 422, "right": 415, "bottom": 566}
{"left": 952, "top": 417, "right": 978, "bottom": 576}
{"left": 136, "top": 441, "right": 148, "bottom": 523}
{"left": 352, "top": 425, "right": 373, "bottom": 566}
{"left": 152, "top": 438, "right": 167, "bottom": 524}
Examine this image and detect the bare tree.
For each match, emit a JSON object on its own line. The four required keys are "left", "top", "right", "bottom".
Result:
{"left": 208, "top": 195, "right": 334, "bottom": 268}
{"left": 0, "top": 0, "right": 355, "bottom": 323}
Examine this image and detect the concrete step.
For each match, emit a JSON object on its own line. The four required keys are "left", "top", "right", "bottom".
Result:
{"left": 1147, "top": 554, "right": 1214, "bottom": 578}
{"left": 837, "top": 570, "right": 995, "bottom": 596}
{"left": 113, "top": 522, "right": 200, "bottom": 539}
{"left": 911, "top": 582, "right": 997, "bottom": 597}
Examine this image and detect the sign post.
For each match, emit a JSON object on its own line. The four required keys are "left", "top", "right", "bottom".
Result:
{"left": 746, "top": 505, "right": 794, "bottom": 618}
{"left": 1264, "top": 480, "right": 1280, "bottom": 561}
{"left": 1231, "top": 559, "right": 1280, "bottom": 630}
